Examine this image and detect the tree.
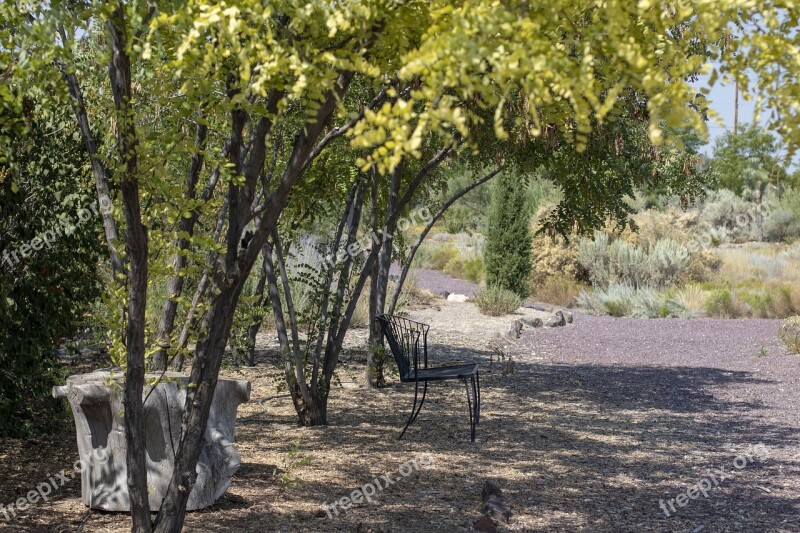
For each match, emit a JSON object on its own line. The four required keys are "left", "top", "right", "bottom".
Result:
{"left": 484, "top": 171, "right": 532, "bottom": 297}
{"left": 9, "top": 1, "right": 800, "bottom": 532}
{"left": 710, "top": 123, "right": 788, "bottom": 194}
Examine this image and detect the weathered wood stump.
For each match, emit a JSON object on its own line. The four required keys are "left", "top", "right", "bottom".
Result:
{"left": 53, "top": 370, "right": 250, "bottom": 512}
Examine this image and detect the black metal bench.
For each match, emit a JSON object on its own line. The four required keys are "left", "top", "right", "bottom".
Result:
{"left": 377, "top": 314, "right": 480, "bottom": 442}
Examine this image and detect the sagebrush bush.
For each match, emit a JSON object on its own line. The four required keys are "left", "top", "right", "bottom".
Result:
{"left": 577, "top": 284, "right": 663, "bottom": 318}
{"left": 578, "top": 232, "right": 690, "bottom": 290}
{"left": 764, "top": 207, "right": 800, "bottom": 242}
{"left": 473, "top": 286, "right": 522, "bottom": 316}
{"left": 701, "top": 189, "right": 758, "bottom": 243}
{"left": 779, "top": 316, "right": 800, "bottom": 355}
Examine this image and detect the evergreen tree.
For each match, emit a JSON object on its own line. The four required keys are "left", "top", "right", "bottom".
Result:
{"left": 484, "top": 172, "right": 532, "bottom": 297}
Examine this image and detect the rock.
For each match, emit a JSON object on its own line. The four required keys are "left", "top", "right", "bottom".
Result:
{"left": 520, "top": 317, "right": 543, "bottom": 328}
{"left": 478, "top": 480, "right": 512, "bottom": 526}
{"left": 446, "top": 293, "right": 469, "bottom": 303}
{"left": 53, "top": 370, "right": 250, "bottom": 511}
{"left": 482, "top": 480, "right": 504, "bottom": 501}
{"left": 473, "top": 515, "right": 498, "bottom": 533}
{"left": 555, "top": 309, "right": 572, "bottom": 324}
{"left": 523, "top": 302, "right": 554, "bottom": 312}
{"left": 546, "top": 310, "right": 566, "bottom": 327}
{"left": 507, "top": 319, "right": 523, "bottom": 339}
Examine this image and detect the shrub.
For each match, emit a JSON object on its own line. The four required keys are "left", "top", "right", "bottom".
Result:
{"left": 704, "top": 289, "right": 750, "bottom": 318}
{"left": 473, "top": 286, "right": 522, "bottom": 316}
{"left": 531, "top": 273, "right": 585, "bottom": 308}
{"left": 627, "top": 206, "right": 709, "bottom": 249}
{"left": 0, "top": 107, "right": 103, "bottom": 436}
{"left": 764, "top": 207, "right": 800, "bottom": 242}
{"left": 578, "top": 232, "right": 690, "bottom": 290}
{"left": 648, "top": 238, "right": 692, "bottom": 288}
{"left": 577, "top": 284, "right": 663, "bottom": 318}
{"left": 484, "top": 172, "right": 532, "bottom": 297}
{"left": 738, "top": 290, "right": 774, "bottom": 318}
{"left": 428, "top": 245, "right": 459, "bottom": 270}
{"left": 779, "top": 316, "right": 800, "bottom": 355}
{"left": 678, "top": 251, "right": 722, "bottom": 284}
{"left": 443, "top": 256, "right": 484, "bottom": 283}
{"left": 666, "top": 286, "right": 708, "bottom": 318}
{"left": 701, "top": 189, "right": 757, "bottom": 243}
{"left": 530, "top": 231, "right": 583, "bottom": 287}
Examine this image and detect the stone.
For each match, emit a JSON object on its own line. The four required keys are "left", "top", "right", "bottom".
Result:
{"left": 546, "top": 310, "right": 566, "bottom": 327}
{"left": 523, "top": 302, "right": 554, "bottom": 312}
{"left": 556, "top": 309, "right": 572, "bottom": 324}
{"left": 507, "top": 319, "right": 523, "bottom": 339}
{"left": 446, "top": 293, "right": 469, "bottom": 302}
{"left": 53, "top": 369, "right": 250, "bottom": 512}
{"left": 519, "top": 317, "right": 543, "bottom": 328}
{"left": 479, "top": 480, "right": 512, "bottom": 525}
{"left": 473, "top": 515, "right": 498, "bottom": 533}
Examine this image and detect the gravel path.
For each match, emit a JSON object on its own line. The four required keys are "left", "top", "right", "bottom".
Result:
{"left": 391, "top": 265, "right": 478, "bottom": 297}
{"left": 507, "top": 313, "right": 800, "bottom": 532}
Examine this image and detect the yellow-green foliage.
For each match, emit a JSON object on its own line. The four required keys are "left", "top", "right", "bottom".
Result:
{"left": 704, "top": 289, "right": 750, "bottom": 318}
{"left": 443, "top": 256, "right": 484, "bottom": 283}
{"left": 428, "top": 246, "right": 459, "bottom": 270}
{"left": 530, "top": 233, "right": 582, "bottom": 287}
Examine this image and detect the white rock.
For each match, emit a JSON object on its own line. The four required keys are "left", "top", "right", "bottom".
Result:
{"left": 447, "top": 293, "right": 469, "bottom": 302}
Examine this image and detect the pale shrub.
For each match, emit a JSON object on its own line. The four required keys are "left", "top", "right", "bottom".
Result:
{"left": 779, "top": 316, "right": 800, "bottom": 355}
{"left": 577, "top": 284, "right": 663, "bottom": 318}
{"left": 578, "top": 232, "right": 690, "bottom": 290}
{"left": 666, "top": 286, "right": 708, "bottom": 318}
{"left": 473, "top": 286, "right": 522, "bottom": 316}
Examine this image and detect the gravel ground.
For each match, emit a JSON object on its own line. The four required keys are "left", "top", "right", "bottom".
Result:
{"left": 3, "top": 306, "right": 800, "bottom": 532}
{"left": 509, "top": 313, "right": 800, "bottom": 532}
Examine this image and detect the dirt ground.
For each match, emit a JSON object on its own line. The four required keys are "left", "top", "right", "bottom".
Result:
{"left": 2, "top": 299, "right": 799, "bottom": 532}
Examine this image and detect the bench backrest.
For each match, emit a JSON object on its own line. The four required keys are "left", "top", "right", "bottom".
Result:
{"left": 376, "top": 314, "right": 429, "bottom": 380}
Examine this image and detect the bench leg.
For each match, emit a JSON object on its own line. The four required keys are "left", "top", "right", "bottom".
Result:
{"left": 400, "top": 379, "right": 426, "bottom": 440}
{"left": 410, "top": 381, "right": 428, "bottom": 425}
{"left": 475, "top": 370, "right": 481, "bottom": 425}
{"left": 464, "top": 377, "right": 476, "bottom": 442}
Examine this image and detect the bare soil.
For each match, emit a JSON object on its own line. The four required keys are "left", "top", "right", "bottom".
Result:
{"left": 1, "top": 303, "right": 799, "bottom": 532}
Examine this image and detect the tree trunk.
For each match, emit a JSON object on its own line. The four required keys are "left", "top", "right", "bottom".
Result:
{"left": 57, "top": 24, "right": 124, "bottom": 280}
{"left": 152, "top": 283, "right": 243, "bottom": 533}
{"left": 366, "top": 164, "right": 401, "bottom": 387}
{"left": 243, "top": 248, "right": 269, "bottom": 366}
{"left": 106, "top": 4, "right": 151, "bottom": 531}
